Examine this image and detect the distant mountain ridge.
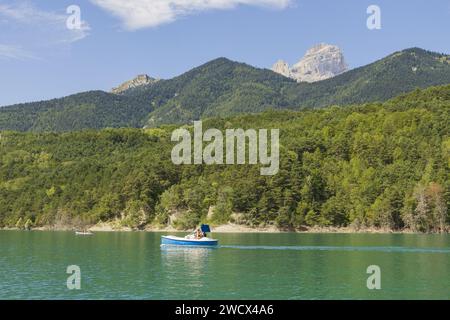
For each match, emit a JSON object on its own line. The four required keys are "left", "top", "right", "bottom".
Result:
{"left": 284, "top": 47, "right": 450, "bottom": 108}
{"left": 126, "top": 57, "right": 298, "bottom": 127}
{"left": 0, "top": 47, "right": 449, "bottom": 132}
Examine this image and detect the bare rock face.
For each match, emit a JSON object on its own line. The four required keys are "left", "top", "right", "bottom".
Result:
{"left": 272, "top": 43, "right": 348, "bottom": 83}
{"left": 271, "top": 60, "right": 291, "bottom": 78}
{"left": 112, "top": 74, "right": 159, "bottom": 94}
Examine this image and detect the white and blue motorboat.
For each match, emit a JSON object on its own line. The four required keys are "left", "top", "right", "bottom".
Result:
{"left": 161, "top": 224, "right": 218, "bottom": 247}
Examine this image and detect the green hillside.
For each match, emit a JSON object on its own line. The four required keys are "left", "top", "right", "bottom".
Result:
{"left": 0, "top": 91, "right": 152, "bottom": 132}
{"left": 1, "top": 85, "right": 448, "bottom": 232}
{"left": 143, "top": 48, "right": 450, "bottom": 126}
{"left": 133, "top": 57, "right": 299, "bottom": 126}
{"left": 0, "top": 48, "right": 448, "bottom": 132}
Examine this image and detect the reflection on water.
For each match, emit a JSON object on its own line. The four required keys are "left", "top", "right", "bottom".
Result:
{"left": 161, "top": 245, "right": 215, "bottom": 258}
{"left": 160, "top": 246, "right": 216, "bottom": 293}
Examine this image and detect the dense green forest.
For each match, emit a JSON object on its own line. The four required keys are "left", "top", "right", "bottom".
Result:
{"left": 0, "top": 48, "right": 449, "bottom": 131}
{"left": 1, "top": 85, "right": 448, "bottom": 232}
{"left": 0, "top": 91, "right": 153, "bottom": 132}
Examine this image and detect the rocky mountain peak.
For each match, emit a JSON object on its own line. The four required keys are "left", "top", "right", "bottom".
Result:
{"left": 272, "top": 43, "right": 348, "bottom": 83}
{"left": 112, "top": 74, "right": 159, "bottom": 94}
{"left": 271, "top": 60, "right": 291, "bottom": 78}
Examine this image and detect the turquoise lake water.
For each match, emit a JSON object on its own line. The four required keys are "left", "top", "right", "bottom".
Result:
{"left": 0, "top": 231, "right": 449, "bottom": 299}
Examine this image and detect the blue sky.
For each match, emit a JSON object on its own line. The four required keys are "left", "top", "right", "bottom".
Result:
{"left": 0, "top": 0, "right": 449, "bottom": 106}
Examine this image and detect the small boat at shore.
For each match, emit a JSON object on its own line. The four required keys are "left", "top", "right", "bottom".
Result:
{"left": 161, "top": 224, "right": 218, "bottom": 247}
{"left": 75, "top": 230, "right": 93, "bottom": 235}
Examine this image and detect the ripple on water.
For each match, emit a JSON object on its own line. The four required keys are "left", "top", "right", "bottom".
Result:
{"left": 219, "top": 245, "right": 450, "bottom": 254}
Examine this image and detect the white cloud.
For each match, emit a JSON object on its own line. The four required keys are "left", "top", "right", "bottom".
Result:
{"left": 0, "top": 2, "right": 90, "bottom": 44}
{"left": 0, "top": 44, "right": 37, "bottom": 60}
{"left": 90, "top": 0, "right": 291, "bottom": 30}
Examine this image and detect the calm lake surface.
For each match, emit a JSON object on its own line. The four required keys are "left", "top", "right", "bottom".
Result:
{"left": 0, "top": 230, "right": 449, "bottom": 299}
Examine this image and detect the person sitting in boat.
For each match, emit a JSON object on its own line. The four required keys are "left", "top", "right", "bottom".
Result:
{"left": 195, "top": 228, "right": 203, "bottom": 239}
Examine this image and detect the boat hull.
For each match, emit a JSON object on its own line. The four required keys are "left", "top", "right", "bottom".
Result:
{"left": 161, "top": 235, "right": 218, "bottom": 247}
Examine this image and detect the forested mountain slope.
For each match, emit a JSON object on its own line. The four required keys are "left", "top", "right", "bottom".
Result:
{"left": 1, "top": 85, "right": 448, "bottom": 232}
{"left": 0, "top": 48, "right": 449, "bottom": 131}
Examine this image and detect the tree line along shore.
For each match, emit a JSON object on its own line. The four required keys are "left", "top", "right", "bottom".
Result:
{"left": 0, "top": 85, "right": 449, "bottom": 233}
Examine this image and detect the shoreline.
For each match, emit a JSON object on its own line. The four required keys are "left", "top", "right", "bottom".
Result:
{"left": 0, "top": 222, "right": 431, "bottom": 234}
